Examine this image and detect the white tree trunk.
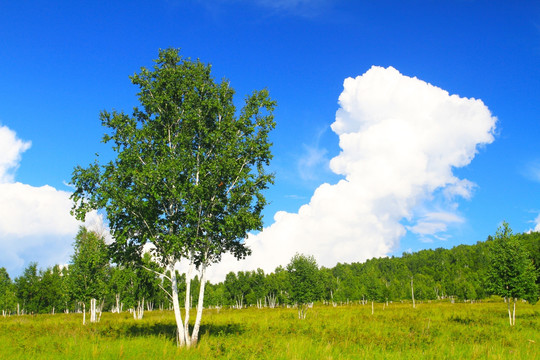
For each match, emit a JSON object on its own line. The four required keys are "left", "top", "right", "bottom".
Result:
{"left": 191, "top": 263, "right": 207, "bottom": 345}
{"left": 96, "top": 299, "right": 104, "bottom": 322}
{"left": 507, "top": 299, "right": 512, "bottom": 326}
{"left": 298, "top": 303, "right": 308, "bottom": 319}
{"left": 267, "top": 293, "right": 277, "bottom": 308}
{"left": 183, "top": 259, "right": 194, "bottom": 347}
{"left": 90, "top": 298, "right": 95, "bottom": 322}
{"left": 170, "top": 262, "right": 186, "bottom": 347}
{"left": 133, "top": 298, "right": 145, "bottom": 320}
{"left": 90, "top": 298, "right": 99, "bottom": 323}
{"left": 235, "top": 294, "right": 244, "bottom": 309}
{"left": 83, "top": 302, "right": 86, "bottom": 325}
{"left": 112, "top": 293, "right": 121, "bottom": 313}
{"left": 371, "top": 300, "right": 374, "bottom": 315}
{"left": 512, "top": 298, "right": 516, "bottom": 326}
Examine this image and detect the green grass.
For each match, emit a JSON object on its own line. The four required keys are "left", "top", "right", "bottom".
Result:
{"left": 1, "top": 301, "right": 538, "bottom": 359}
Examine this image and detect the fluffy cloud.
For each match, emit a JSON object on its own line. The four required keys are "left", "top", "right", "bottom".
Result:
{"left": 207, "top": 66, "right": 496, "bottom": 282}
{"left": 0, "top": 183, "right": 77, "bottom": 238}
{"left": 532, "top": 213, "right": 540, "bottom": 233}
{"left": 0, "top": 126, "right": 31, "bottom": 183}
{"left": 0, "top": 125, "right": 101, "bottom": 276}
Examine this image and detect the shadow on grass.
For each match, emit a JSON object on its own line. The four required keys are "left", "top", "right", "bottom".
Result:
{"left": 102, "top": 321, "right": 245, "bottom": 342}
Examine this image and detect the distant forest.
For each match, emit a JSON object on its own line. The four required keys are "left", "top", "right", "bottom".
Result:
{"left": 1, "top": 231, "right": 539, "bottom": 315}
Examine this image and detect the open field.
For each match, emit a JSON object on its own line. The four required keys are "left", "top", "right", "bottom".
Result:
{"left": 0, "top": 301, "right": 538, "bottom": 359}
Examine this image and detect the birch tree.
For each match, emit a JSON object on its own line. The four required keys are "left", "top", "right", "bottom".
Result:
{"left": 70, "top": 48, "right": 275, "bottom": 347}
{"left": 14, "top": 262, "right": 40, "bottom": 314}
{"left": 287, "top": 254, "right": 321, "bottom": 319}
{"left": 486, "top": 222, "right": 538, "bottom": 326}
{"left": 0, "top": 268, "right": 16, "bottom": 316}
{"left": 68, "top": 227, "right": 110, "bottom": 324}
{"left": 39, "top": 265, "right": 67, "bottom": 314}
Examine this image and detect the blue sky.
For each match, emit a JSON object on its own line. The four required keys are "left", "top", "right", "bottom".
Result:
{"left": 1, "top": 0, "right": 539, "bottom": 280}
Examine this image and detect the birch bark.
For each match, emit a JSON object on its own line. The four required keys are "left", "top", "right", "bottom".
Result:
{"left": 512, "top": 298, "right": 516, "bottom": 326}
{"left": 507, "top": 300, "right": 512, "bottom": 326}
{"left": 170, "top": 262, "right": 186, "bottom": 346}
{"left": 183, "top": 259, "right": 194, "bottom": 347}
{"left": 191, "top": 263, "right": 207, "bottom": 345}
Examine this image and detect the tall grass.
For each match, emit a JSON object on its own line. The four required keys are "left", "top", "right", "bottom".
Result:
{"left": 1, "top": 300, "right": 538, "bottom": 359}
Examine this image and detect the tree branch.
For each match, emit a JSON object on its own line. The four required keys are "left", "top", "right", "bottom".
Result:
{"left": 141, "top": 265, "right": 171, "bottom": 282}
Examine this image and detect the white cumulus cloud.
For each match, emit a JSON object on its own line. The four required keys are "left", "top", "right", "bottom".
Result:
{"left": 532, "top": 213, "right": 540, "bottom": 233}
{"left": 0, "top": 124, "right": 100, "bottom": 276}
{"left": 0, "top": 125, "right": 31, "bottom": 183}
{"left": 207, "top": 66, "right": 497, "bottom": 282}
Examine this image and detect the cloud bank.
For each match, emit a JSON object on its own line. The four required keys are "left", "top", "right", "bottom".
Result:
{"left": 0, "top": 125, "right": 100, "bottom": 276}
{"left": 208, "top": 66, "right": 497, "bottom": 282}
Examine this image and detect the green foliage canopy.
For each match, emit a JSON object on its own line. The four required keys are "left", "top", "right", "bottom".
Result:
{"left": 0, "top": 267, "right": 16, "bottom": 312}
{"left": 70, "top": 48, "right": 276, "bottom": 271}
{"left": 68, "top": 227, "right": 110, "bottom": 303}
{"left": 287, "top": 254, "right": 322, "bottom": 305}
{"left": 486, "top": 222, "right": 538, "bottom": 304}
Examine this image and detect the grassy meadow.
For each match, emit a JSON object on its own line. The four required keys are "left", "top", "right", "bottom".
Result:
{"left": 0, "top": 300, "right": 538, "bottom": 359}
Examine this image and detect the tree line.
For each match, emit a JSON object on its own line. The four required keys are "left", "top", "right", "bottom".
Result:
{"left": 2, "top": 225, "right": 538, "bottom": 318}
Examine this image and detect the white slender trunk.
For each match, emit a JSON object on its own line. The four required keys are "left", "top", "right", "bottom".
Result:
{"left": 191, "top": 263, "right": 207, "bottom": 346}
{"left": 235, "top": 294, "right": 244, "bottom": 309}
{"left": 97, "top": 300, "right": 104, "bottom": 322}
{"left": 512, "top": 298, "right": 516, "bottom": 326}
{"left": 113, "top": 293, "right": 121, "bottom": 313}
{"left": 171, "top": 262, "right": 186, "bottom": 347}
{"left": 83, "top": 302, "right": 86, "bottom": 325}
{"left": 139, "top": 298, "right": 145, "bottom": 319}
{"left": 371, "top": 300, "right": 374, "bottom": 315}
{"left": 90, "top": 298, "right": 96, "bottom": 323}
{"left": 183, "top": 260, "right": 194, "bottom": 347}
{"left": 507, "top": 299, "right": 512, "bottom": 326}
{"left": 132, "top": 299, "right": 144, "bottom": 320}
{"left": 267, "top": 293, "right": 277, "bottom": 308}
